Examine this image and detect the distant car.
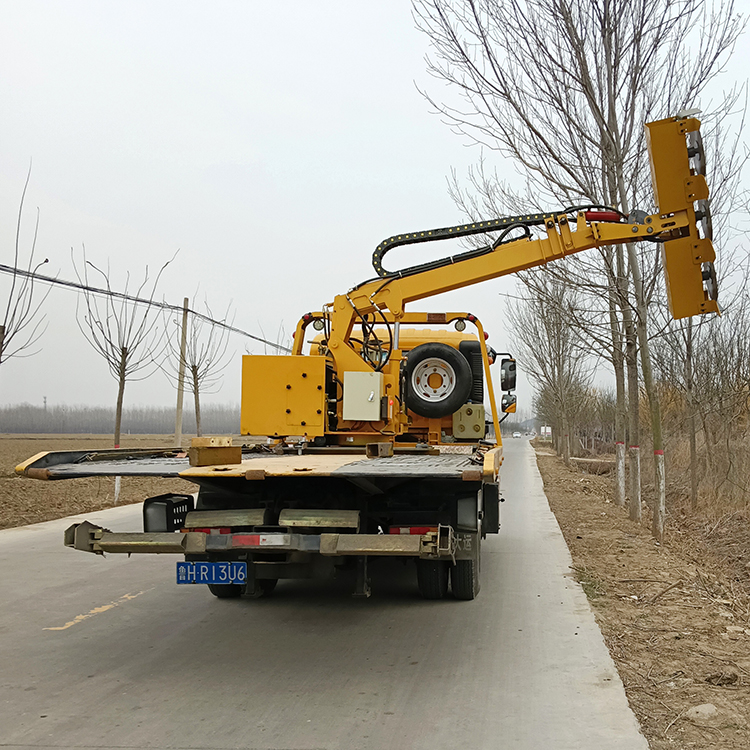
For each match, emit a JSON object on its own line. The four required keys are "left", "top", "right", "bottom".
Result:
{"left": 512, "top": 431, "right": 522, "bottom": 439}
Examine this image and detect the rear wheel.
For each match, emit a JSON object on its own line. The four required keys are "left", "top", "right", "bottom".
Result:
{"left": 417, "top": 559, "right": 450, "bottom": 599}
{"left": 247, "top": 578, "right": 278, "bottom": 598}
{"left": 208, "top": 583, "right": 243, "bottom": 598}
{"left": 208, "top": 578, "right": 278, "bottom": 599}
{"left": 451, "top": 559, "right": 480, "bottom": 600}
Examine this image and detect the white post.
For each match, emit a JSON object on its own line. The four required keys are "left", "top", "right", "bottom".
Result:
{"left": 174, "top": 297, "right": 189, "bottom": 448}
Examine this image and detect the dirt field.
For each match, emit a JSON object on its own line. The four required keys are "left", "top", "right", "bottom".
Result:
{"left": 1, "top": 435, "right": 195, "bottom": 529}
{"left": 3, "top": 435, "right": 750, "bottom": 747}
{"left": 535, "top": 442, "right": 750, "bottom": 749}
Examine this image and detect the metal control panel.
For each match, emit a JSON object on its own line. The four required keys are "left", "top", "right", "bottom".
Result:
{"left": 241, "top": 355, "right": 327, "bottom": 437}
{"left": 342, "top": 371, "right": 384, "bottom": 422}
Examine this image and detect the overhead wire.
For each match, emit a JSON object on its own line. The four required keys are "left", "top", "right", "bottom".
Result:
{"left": 0, "top": 262, "right": 292, "bottom": 352}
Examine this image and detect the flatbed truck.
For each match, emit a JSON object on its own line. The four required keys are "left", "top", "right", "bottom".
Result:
{"left": 17, "top": 114, "right": 718, "bottom": 600}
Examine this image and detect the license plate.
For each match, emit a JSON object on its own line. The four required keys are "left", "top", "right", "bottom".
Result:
{"left": 176, "top": 561, "right": 247, "bottom": 585}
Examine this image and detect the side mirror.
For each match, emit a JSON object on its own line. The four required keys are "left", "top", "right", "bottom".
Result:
{"left": 501, "top": 394, "right": 517, "bottom": 413}
{"left": 500, "top": 358, "right": 516, "bottom": 391}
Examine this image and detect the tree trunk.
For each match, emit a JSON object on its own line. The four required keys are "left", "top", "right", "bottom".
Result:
{"left": 114, "top": 346, "right": 127, "bottom": 449}
{"left": 626, "top": 337, "right": 642, "bottom": 524}
{"left": 686, "top": 321, "right": 699, "bottom": 509}
{"left": 192, "top": 365, "right": 202, "bottom": 437}
{"left": 698, "top": 405, "right": 714, "bottom": 482}
{"left": 562, "top": 414, "right": 571, "bottom": 466}
{"left": 617, "top": 246, "right": 641, "bottom": 523}
{"left": 626, "top": 240, "right": 666, "bottom": 541}
{"left": 605, "top": 248, "right": 626, "bottom": 507}
{"left": 0, "top": 324, "right": 5, "bottom": 366}
{"left": 615, "top": 145, "right": 666, "bottom": 539}
{"left": 174, "top": 297, "right": 189, "bottom": 447}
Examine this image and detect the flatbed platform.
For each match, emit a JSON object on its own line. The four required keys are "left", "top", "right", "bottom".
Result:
{"left": 16, "top": 445, "right": 503, "bottom": 483}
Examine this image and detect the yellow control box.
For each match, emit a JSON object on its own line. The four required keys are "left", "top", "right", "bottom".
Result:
{"left": 241, "top": 355, "right": 327, "bottom": 437}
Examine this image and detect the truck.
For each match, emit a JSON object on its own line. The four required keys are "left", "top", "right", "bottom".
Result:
{"left": 16, "top": 113, "right": 718, "bottom": 600}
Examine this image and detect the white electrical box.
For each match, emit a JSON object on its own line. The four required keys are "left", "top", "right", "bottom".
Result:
{"left": 342, "top": 371, "right": 384, "bottom": 421}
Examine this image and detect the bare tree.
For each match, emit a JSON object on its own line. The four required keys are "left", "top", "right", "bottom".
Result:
{"left": 164, "top": 296, "right": 235, "bottom": 437}
{"left": 0, "top": 170, "right": 50, "bottom": 371}
{"left": 507, "top": 275, "right": 595, "bottom": 464}
{"left": 414, "top": 0, "right": 743, "bottom": 540}
{"left": 654, "top": 301, "right": 750, "bottom": 506}
{"left": 73, "top": 249, "right": 172, "bottom": 447}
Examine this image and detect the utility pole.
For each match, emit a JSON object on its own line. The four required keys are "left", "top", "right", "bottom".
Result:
{"left": 174, "top": 297, "right": 189, "bottom": 448}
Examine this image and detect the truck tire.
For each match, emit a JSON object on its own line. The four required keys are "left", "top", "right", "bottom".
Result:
{"left": 417, "top": 559, "right": 449, "bottom": 599}
{"left": 208, "top": 579, "right": 277, "bottom": 599}
{"left": 260, "top": 578, "right": 278, "bottom": 594}
{"left": 406, "top": 343, "right": 473, "bottom": 418}
{"left": 451, "top": 559, "right": 480, "bottom": 600}
{"left": 246, "top": 579, "right": 278, "bottom": 598}
{"left": 208, "top": 583, "right": 243, "bottom": 598}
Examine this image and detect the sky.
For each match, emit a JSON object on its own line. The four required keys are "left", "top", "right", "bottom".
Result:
{"left": 0, "top": 1, "right": 747, "bottom": 419}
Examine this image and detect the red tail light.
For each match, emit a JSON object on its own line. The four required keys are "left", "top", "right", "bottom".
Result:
{"left": 389, "top": 526, "right": 438, "bottom": 535}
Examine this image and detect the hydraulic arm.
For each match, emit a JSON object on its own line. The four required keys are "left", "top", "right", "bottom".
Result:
{"left": 244, "top": 113, "right": 718, "bottom": 445}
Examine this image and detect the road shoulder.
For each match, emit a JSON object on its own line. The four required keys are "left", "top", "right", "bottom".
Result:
{"left": 534, "top": 444, "right": 750, "bottom": 749}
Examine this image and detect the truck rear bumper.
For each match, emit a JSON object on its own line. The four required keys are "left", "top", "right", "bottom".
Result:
{"left": 64, "top": 522, "right": 457, "bottom": 560}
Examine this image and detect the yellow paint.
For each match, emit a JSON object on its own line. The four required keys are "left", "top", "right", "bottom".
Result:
{"left": 14, "top": 452, "right": 49, "bottom": 476}
{"left": 241, "top": 355, "right": 327, "bottom": 438}
{"left": 646, "top": 115, "right": 718, "bottom": 319}
{"left": 44, "top": 590, "right": 148, "bottom": 631}
{"left": 483, "top": 446, "right": 504, "bottom": 481}
{"left": 180, "top": 453, "right": 358, "bottom": 479}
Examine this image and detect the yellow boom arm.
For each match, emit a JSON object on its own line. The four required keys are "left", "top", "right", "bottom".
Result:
{"left": 248, "top": 114, "right": 717, "bottom": 442}
{"left": 319, "top": 114, "right": 716, "bottom": 377}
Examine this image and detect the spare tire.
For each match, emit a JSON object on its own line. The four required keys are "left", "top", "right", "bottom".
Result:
{"left": 405, "top": 342, "right": 473, "bottom": 418}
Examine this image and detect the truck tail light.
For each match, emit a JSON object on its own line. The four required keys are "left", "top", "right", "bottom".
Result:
{"left": 388, "top": 526, "right": 438, "bottom": 535}
{"left": 181, "top": 527, "right": 231, "bottom": 534}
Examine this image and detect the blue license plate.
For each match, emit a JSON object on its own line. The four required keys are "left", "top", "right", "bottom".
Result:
{"left": 176, "top": 561, "right": 247, "bottom": 585}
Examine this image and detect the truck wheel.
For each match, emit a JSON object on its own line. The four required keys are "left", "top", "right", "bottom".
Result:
{"left": 417, "top": 559, "right": 449, "bottom": 599}
{"left": 451, "top": 559, "right": 480, "bottom": 600}
{"left": 207, "top": 583, "right": 243, "bottom": 598}
{"left": 260, "top": 579, "right": 278, "bottom": 594}
{"left": 246, "top": 578, "right": 278, "bottom": 598}
{"left": 406, "top": 343, "right": 473, "bottom": 418}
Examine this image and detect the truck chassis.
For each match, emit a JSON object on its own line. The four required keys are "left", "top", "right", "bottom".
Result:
{"left": 18, "top": 443, "right": 502, "bottom": 600}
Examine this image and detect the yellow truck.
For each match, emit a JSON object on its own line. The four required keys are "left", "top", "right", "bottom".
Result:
{"left": 17, "top": 114, "right": 718, "bottom": 600}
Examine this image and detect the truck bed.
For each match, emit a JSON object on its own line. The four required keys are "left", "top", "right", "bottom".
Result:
{"left": 16, "top": 445, "right": 503, "bottom": 483}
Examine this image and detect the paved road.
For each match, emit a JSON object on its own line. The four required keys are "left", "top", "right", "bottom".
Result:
{"left": 0, "top": 439, "right": 647, "bottom": 750}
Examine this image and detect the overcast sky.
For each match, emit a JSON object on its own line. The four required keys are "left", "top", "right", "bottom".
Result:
{"left": 0, "top": 1, "right": 747, "bottom": 418}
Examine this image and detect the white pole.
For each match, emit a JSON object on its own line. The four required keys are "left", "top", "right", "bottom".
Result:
{"left": 174, "top": 297, "right": 189, "bottom": 448}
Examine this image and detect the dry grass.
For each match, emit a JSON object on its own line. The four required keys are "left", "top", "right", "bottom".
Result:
{"left": 0, "top": 434, "right": 195, "bottom": 529}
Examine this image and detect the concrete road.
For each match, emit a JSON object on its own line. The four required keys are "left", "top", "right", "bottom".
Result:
{"left": 0, "top": 439, "right": 647, "bottom": 750}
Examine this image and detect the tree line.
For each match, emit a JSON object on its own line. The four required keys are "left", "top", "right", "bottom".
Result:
{"left": 3, "top": 0, "right": 747, "bottom": 544}
{"left": 0, "top": 403, "right": 241, "bottom": 435}
{"left": 415, "top": 0, "right": 747, "bottom": 541}
{"left": 1, "top": 215, "right": 287, "bottom": 446}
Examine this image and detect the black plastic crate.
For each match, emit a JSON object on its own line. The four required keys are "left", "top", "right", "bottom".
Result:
{"left": 143, "top": 493, "right": 195, "bottom": 532}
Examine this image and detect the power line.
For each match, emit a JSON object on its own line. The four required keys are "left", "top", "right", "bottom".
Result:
{"left": 0, "top": 262, "right": 292, "bottom": 352}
